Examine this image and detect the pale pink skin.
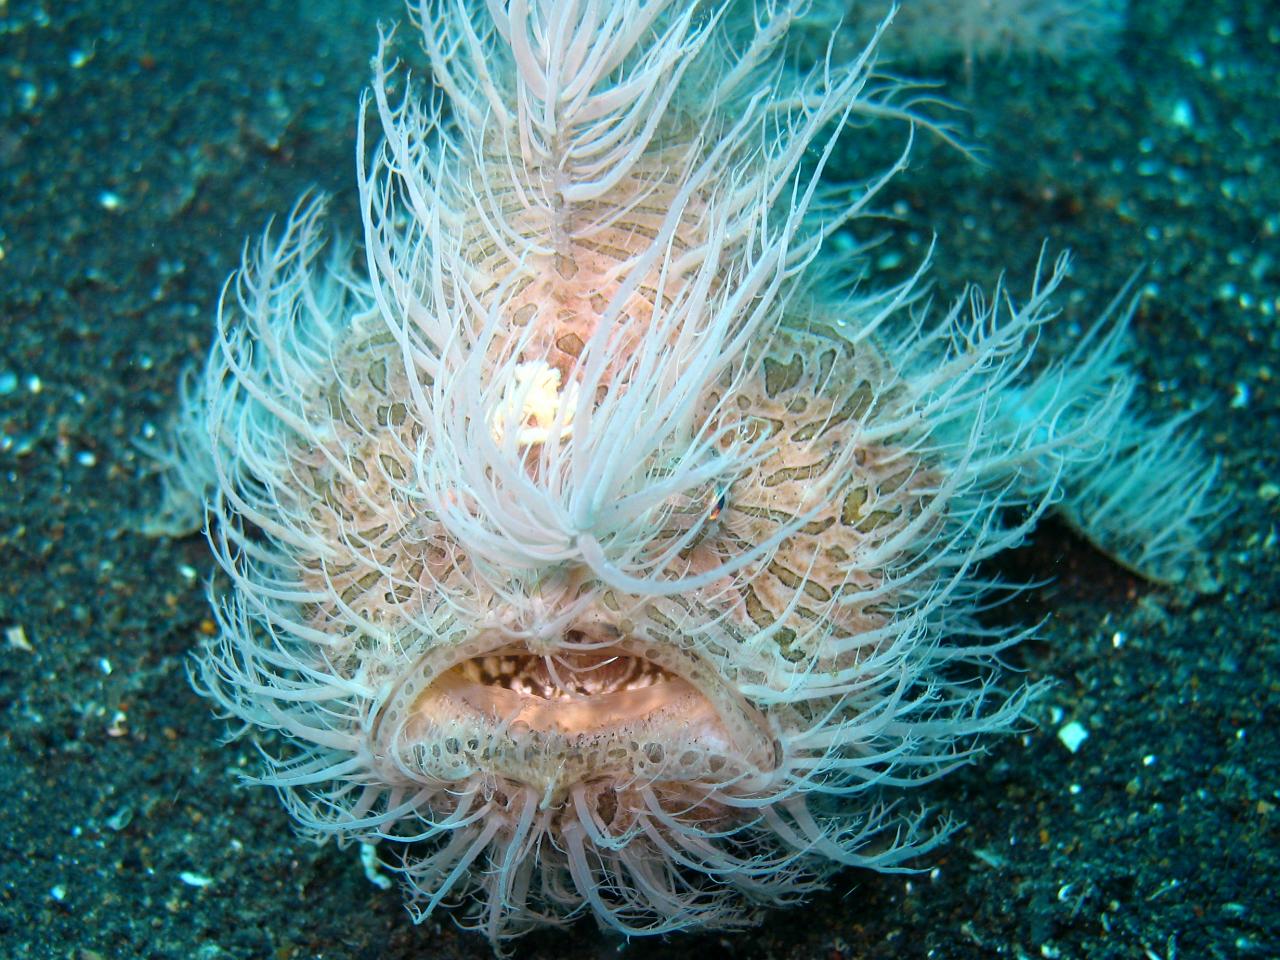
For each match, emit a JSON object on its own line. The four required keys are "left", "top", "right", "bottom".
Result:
{"left": 147, "top": 0, "right": 1218, "bottom": 950}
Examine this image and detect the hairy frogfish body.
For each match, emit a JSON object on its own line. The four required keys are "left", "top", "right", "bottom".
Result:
{"left": 148, "top": 0, "right": 1218, "bottom": 948}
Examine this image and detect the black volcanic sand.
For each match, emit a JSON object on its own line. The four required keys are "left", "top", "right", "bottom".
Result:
{"left": 1, "top": 1, "right": 1275, "bottom": 957}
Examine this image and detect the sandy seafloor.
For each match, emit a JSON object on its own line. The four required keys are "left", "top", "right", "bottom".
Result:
{"left": 1, "top": 0, "right": 1276, "bottom": 957}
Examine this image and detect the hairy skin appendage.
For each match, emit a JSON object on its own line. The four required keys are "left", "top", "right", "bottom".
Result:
{"left": 145, "top": 0, "right": 1220, "bottom": 950}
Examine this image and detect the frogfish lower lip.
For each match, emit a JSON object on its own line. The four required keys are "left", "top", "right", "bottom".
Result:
{"left": 373, "top": 640, "right": 776, "bottom": 797}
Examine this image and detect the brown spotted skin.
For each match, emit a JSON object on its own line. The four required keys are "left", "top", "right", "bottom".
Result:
{"left": 462, "top": 137, "right": 706, "bottom": 385}
{"left": 697, "top": 321, "right": 929, "bottom": 665}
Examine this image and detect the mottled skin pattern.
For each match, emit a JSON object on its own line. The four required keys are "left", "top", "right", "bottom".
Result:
{"left": 290, "top": 283, "right": 922, "bottom": 799}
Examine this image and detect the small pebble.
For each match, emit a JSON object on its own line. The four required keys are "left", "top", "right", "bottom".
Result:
{"left": 1057, "top": 721, "right": 1089, "bottom": 754}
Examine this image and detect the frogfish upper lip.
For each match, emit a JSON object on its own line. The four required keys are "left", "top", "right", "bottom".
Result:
{"left": 372, "top": 633, "right": 776, "bottom": 797}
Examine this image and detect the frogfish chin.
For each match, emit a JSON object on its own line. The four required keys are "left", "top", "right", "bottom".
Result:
{"left": 147, "top": 0, "right": 1220, "bottom": 949}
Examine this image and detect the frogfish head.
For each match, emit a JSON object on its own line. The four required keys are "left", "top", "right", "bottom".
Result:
{"left": 320, "top": 275, "right": 941, "bottom": 939}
